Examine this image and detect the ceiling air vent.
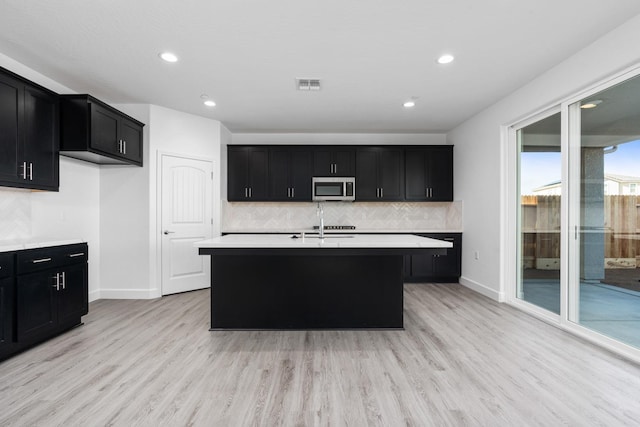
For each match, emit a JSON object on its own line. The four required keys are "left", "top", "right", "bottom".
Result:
{"left": 296, "top": 78, "right": 321, "bottom": 91}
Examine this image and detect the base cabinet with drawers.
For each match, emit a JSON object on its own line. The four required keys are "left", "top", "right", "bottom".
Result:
{"left": 0, "top": 243, "right": 88, "bottom": 361}
{"left": 0, "top": 253, "right": 15, "bottom": 356}
{"left": 404, "top": 233, "right": 461, "bottom": 283}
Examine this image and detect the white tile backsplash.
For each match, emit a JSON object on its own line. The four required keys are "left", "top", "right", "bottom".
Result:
{"left": 222, "top": 200, "right": 462, "bottom": 231}
{"left": 0, "top": 188, "right": 31, "bottom": 239}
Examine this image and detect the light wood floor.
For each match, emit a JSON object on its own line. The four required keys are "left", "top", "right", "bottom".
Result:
{"left": 1, "top": 283, "right": 640, "bottom": 426}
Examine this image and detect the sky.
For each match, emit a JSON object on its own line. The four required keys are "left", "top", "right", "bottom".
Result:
{"left": 520, "top": 139, "right": 640, "bottom": 194}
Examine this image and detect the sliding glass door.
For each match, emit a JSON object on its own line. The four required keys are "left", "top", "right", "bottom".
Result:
{"left": 512, "top": 70, "right": 640, "bottom": 355}
{"left": 569, "top": 74, "right": 640, "bottom": 349}
{"left": 516, "top": 112, "right": 562, "bottom": 315}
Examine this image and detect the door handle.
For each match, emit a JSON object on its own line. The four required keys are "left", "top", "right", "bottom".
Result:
{"left": 163, "top": 230, "right": 175, "bottom": 235}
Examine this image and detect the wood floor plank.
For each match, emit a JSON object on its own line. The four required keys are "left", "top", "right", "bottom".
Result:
{"left": 1, "top": 284, "right": 640, "bottom": 426}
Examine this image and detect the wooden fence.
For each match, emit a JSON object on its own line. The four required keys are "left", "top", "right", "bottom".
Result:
{"left": 521, "top": 195, "right": 640, "bottom": 267}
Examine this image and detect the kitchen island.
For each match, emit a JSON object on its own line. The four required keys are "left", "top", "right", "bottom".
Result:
{"left": 196, "top": 234, "right": 452, "bottom": 330}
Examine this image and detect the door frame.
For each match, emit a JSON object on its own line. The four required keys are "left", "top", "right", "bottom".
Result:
{"left": 502, "top": 63, "right": 640, "bottom": 364}
{"left": 156, "top": 150, "right": 217, "bottom": 297}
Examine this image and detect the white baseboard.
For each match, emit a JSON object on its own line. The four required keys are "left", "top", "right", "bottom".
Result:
{"left": 459, "top": 276, "right": 504, "bottom": 302}
{"left": 94, "top": 288, "right": 161, "bottom": 300}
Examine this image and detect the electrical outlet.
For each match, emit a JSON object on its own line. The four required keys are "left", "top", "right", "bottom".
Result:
{"left": 474, "top": 251, "right": 480, "bottom": 260}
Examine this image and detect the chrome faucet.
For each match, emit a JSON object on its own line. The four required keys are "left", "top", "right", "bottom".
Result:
{"left": 317, "top": 202, "right": 324, "bottom": 239}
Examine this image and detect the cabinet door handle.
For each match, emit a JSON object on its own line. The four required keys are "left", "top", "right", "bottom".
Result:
{"left": 244, "top": 187, "right": 248, "bottom": 198}
{"left": 123, "top": 140, "right": 127, "bottom": 155}
{"left": 28, "top": 163, "right": 33, "bottom": 180}
{"left": 68, "top": 252, "right": 85, "bottom": 258}
{"left": 60, "top": 271, "right": 66, "bottom": 290}
{"left": 291, "top": 187, "right": 295, "bottom": 198}
{"left": 380, "top": 188, "right": 384, "bottom": 198}
{"left": 444, "top": 238, "right": 455, "bottom": 241}
{"left": 21, "top": 162, "right": 27, "bottom": 180}
{"left": 32, "top": 257, "right": 52, "bottom": 264}
{"left": 52, "top": 273, "right": 60, "bottom": 291}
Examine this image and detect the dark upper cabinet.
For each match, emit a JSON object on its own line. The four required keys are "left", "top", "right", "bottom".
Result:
{"left": 228, "top": 146, "right": 269, "bottom": 201}
{"left": 269, "top": 147, "right": 312, "bottom": 201}
{"left": 313, "top": 147, "right": 355, "bottom": 177}
{"left": 355, "top": 147, "right": 404, "bottom": 201}
{"left": 60, "top": 95, "right": 144, "bottom": 166}
{"left": 405, "top": 146, "right": 453, "bottom": 201}
{"left": 0, "top": 67, "right": 59, "bottom": 191}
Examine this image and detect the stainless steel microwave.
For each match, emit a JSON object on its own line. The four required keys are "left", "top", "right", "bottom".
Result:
{"left": 312, "top": 177, "right": 356, "bottom": 202}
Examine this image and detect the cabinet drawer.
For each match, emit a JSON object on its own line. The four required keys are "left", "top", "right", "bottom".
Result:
{"left": 17, "top": 243, "right": 88, "bottom": 275}
{"left": 0, "top": 252, "right": 14, "bottom": 279}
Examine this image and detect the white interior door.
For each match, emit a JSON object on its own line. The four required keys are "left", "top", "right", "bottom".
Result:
{"left": 161, "top": 154, "right": 213, "bottom": 295}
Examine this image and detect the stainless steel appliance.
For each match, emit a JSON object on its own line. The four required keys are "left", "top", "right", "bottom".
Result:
{"left": 312, "top": 177, "right": 355, "bottom": 202}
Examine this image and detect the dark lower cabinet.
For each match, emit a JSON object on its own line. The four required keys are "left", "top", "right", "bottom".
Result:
{"left": 0, "top": 252, "right": 15, "bottom": 357}
{"left": 404, "top": 233, "right": 461, "bottom": 282}
{"left": 1, "top": 243, "right": 88, "bottom": 361}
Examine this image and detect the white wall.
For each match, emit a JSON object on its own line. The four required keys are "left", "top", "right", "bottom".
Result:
{"left": 449, "top": 14, "right": 640, "bottom": 300}
{"left": 232, "top": 133, "right": 446, "bottom": 145}
{"left": 98, "top": 104, "right": 151, "bottom": 299}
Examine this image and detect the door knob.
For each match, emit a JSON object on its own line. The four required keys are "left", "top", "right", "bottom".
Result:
{"left": 163, "top": 230, "right": 175, "bottom": 235}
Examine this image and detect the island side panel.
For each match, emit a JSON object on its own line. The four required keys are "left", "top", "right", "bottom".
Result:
{"left": 209, "top": 254, "right": 404, "bottom": 329}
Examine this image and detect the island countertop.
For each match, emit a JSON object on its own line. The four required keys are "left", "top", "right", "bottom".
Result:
{"left": 195, "top": 233, "right": 453, "bottom": 249}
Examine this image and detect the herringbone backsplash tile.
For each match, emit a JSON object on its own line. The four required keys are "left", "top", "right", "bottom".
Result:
{"left": 223, "top": 201, "right": 462, "bottom": 231}
{"left": 0, "top": 189, "right": 31, "bottom": 240}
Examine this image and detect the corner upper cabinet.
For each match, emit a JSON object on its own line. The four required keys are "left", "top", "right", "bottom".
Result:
{"left": 0, "top": 67, "right": 59, "bottom": 191}
{"left": 355, "top": 147, "right": 404, "bottom": 201}
{"left": 405, "top": 146, "right": 453, "bottom": 201}
{"left": 60, "top": 95, "right": 144, "bottom": 166}
{"left": 227, "top": 146, "right": 269, "bottom": 201}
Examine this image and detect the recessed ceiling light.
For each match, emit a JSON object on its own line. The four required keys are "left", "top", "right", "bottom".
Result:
{"left": 403, "top": 101, "right": 416, "bottom": 108}
{"left": 204, "top": 100, "right": 216, "bottom": 107}
{"left": 580, "top": 99, "right": 602, "bottom": 109}
{"left": 159, "top": 52, "right": 178, "bottom": 63}
{"left": 437, "top": 54, "right": 455, "bottom": 64}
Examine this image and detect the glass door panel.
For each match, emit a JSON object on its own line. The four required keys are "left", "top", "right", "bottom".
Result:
{"left": 517, "top": 112, "right": 562, "bottom": 314}
{"left": 571, "top": 74, "right": 640, "bottom": 348}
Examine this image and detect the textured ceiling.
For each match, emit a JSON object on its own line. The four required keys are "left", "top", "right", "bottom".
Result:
{"left": 1, "top": 0, "right": 640, "bottom": 133}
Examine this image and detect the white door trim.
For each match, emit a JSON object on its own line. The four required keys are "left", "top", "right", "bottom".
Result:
{"left": 156, "top": 150, "right": 216, "bottom": 296}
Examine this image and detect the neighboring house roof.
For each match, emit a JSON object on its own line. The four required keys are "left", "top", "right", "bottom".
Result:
{"left": 605, "top": 173, "right": 640, "bottom": 183}
{"left": 533, "top": 174, "right": 640, "bottom": 192}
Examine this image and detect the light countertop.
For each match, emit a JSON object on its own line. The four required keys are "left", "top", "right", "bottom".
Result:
{"left": 222, "top": 228, "right": 462, "bottom": 234}
{"left": 0, "top": 238, "right": 85, "bottom": 253}
{"left": 196, "top": 233, "right": 452, "bottom": 249}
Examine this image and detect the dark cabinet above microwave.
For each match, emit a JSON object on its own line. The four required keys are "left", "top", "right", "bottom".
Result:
{"left": 59, "top": 95, "right": 144, "bottom": 166}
